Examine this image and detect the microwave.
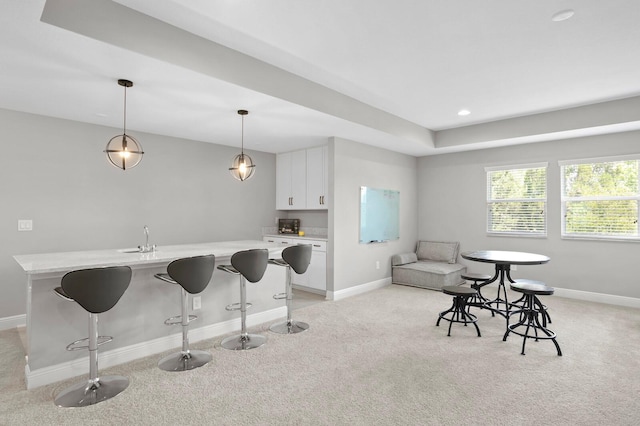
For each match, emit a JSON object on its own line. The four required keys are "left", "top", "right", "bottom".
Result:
{"left": 278, "top": 219, "right": 300, "bottom": 234}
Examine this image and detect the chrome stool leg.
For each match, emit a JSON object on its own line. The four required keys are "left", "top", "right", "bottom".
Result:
{"left": 221, "top": 275, "right": 267, "bottom": 350}
{"left": 55, "top": 313, "right": 129, "bottom": 407}
{"left": 158, "top": 288, "right": 212, "bottom": 371}
{"left": 270, "top": 263, "right": 309, "bottom": 334}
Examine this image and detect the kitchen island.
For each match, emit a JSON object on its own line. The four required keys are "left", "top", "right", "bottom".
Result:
{"left": 14, "top": 240, "right": 286, "bottom": 389}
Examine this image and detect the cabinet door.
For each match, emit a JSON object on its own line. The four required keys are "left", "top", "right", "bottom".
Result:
{"left": 306, "top": 146, "right": 328, "bottom": 209}
{"left": 289, "top": 150, "right": 307, "bottom": 209}
{"left": 276, "top": 152, "right": 293, "bottom": 210}
{"left": 306, "top": 249, "right": 327, "bottom": 291}
{"left": 276, "top": 150, "right": 307, "bottom": 210}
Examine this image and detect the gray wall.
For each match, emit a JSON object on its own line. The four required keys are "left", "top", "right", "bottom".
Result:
{"left": 330, "top": 137, "right": 418, "bottom": 293}
{"left": 1, "top": 108, "right": 276, "bottom": 318}
{"left": 418, "top": 130, "right": 640, "bottom": 299}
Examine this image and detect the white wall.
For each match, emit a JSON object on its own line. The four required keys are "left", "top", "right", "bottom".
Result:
{"left": 330, "top": 137, "right": 418, "bottom": 293}
{"left": 0, "top": 109, "right": 277, "bottom": 319}
{"left": 418, "top": 130, "right": 640, "bottom": 299}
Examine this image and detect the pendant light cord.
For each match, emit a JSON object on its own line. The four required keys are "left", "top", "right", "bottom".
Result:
{"left": 240, "top": 113, "right": 244, "bottom": 155}
{"left": 123, "top": 85, "right": 127, "bottom": 135}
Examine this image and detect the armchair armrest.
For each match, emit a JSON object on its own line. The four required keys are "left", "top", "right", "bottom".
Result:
{"left": 392, "top": 252, "right": 418, "bottom": 266}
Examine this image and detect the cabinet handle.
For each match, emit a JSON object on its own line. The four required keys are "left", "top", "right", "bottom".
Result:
{"left": 313, "top": 244, "right": 321, "bottom": 247}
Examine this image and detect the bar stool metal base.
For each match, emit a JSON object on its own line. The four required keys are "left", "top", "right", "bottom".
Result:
{"left": 54, "top": 375, "right": 129, "bottom": 407}
{"left": 269, "top": 320, "right": 309, "bottom": 334}
{"left": 221, "top": 333, "right": 266, "bottom": 350}
{"left": 158, "top": 349, "right": 212, "bottom": 371}
{"left": 503, "top": 282, "right": 561, "bottom": 356}
{"left": 436, "top": 286, "right": 481, "bottom": 337}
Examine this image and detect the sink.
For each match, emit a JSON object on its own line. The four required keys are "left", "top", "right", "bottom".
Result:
{"left": 118, "top": 248, "right": 143, "bottom": 253}
{"left": 118, "top": 246, "right": 158, "bottom": 254}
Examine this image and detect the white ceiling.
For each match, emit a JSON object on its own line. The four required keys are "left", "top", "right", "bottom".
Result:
{"left": 2, "top": 0, "right": 640, "bottom": 156}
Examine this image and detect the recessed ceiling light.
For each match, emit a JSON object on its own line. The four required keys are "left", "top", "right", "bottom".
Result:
{"left": 458, "top": 109, "right": 471, "bottom": 116}
{"left": 551, "top": 9, "right": 575, "bottom": 22}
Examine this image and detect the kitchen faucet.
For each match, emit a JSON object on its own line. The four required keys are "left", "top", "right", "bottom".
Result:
{"left": 138, "top": 225, "right": 156, "bottom": 253}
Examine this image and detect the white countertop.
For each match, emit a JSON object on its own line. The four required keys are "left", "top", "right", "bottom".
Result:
{"left": 263, "top": 234, "right": 328, "bottom": 241}
{"left": 14, "top": 240, "right": 282, "bottom": 274}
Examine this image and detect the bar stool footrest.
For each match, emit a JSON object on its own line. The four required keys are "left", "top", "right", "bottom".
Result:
{"left": 164, "top": 315, "right": 197, "bottom": 326}
{"left": 225, "top": 302, "right": 252, "bottom": 311}
{"left": 66, "top": 335, "right": 113, "bottom": 351}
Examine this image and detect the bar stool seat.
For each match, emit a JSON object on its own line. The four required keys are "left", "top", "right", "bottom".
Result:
{"left": 461, "top": 272, "right": 494, "bottom": 315}
{"left": 503, "top": 281, "right": 562, "bottom": 356}
{"left": 510, "top": 278, "right": 552, "bottom": 325}
{"left": 217, "top": 249, "right": 269, "bottom": 350}
{"left": 268, "top": 244, "right": 312, "bottom": 334}
{"left": 54, "top": 266, "right": 131, "bottom": 408}
{"left": 436, "top": 286, "right": 481, "bottom": 337}
{"left": 154, "top": 255, "right": 215, "bottom": 371}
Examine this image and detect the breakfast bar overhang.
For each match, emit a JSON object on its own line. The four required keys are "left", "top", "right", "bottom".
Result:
{"left": 14, "top": 240, "right": 286, "bottom": 389}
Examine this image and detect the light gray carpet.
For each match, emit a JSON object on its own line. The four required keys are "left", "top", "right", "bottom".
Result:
{"left": 1, "top": 284, "right": 639, "bottom": 425}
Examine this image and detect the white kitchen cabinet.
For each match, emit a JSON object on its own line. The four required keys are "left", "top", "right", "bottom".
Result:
{"left": 305, "top": 240, "right": 327, "bottom": 292}
{"left": 276, "top": 150, "right": 307, "bottom": 210}
{"left": 263, "top": 236, "right": 327, "bottom": 292}
{"left": 306, "top": 145, "right": 329, "bottom": 209}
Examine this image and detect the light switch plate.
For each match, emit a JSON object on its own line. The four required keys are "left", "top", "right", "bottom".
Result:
{"left": 192, "top": 296, "right": 201, "bottom": 310}
{"left": 18, "top": 220, "right": 33, "bottom": 231}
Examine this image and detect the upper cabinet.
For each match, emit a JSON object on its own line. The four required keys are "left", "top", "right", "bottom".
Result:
{"left": 276, "top": 150, "right": 307, "bottom": 210}
{"left": 276, "top": 145, "right": 329, "bottom": 211}
{"left": 306, "top": 145, "right": 329, "bottom": 209}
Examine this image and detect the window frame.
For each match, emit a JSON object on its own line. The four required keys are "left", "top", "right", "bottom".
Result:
{"left": 559, "top": 154, "right": 640, "bottom": 242}
{"left": 485, "top": 162, "right": 548, "bottom": 238}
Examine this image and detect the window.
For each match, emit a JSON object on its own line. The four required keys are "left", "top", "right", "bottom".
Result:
{"left": 486, "top": 163, "right": 547, "bottom": 236}
{"left": 560, "top": 155, "right": 640, "bottom": 241}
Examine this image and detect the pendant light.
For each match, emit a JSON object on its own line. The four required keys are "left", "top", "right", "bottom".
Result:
{"left": 229, "top": 109, "right": 256, "bottom": 181}
{"left": 104, "top": 79, "right": 144, "bottom": 170}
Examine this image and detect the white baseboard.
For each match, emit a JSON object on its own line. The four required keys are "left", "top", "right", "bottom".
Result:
{"left": 25, "top": 306, "right": 286, "bottom": 390}
{"left": 0, "top": 314, "right": 26, "bottom": 331}
{"left": 328, "top": 277, "right": 391, "bottom": 301}
{"left": 553, "top": 287, "right": 640, "bottom": 309}
{"left": 477, "top": 282, "right": 640, "bottom": 309}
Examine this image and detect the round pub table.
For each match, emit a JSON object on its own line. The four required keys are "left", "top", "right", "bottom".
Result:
{"left": 460, "top": 250, "right": 550, "bottom": 319}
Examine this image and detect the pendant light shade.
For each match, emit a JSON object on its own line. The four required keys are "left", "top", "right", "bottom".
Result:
{"left": 229, "top": 109, "right": 255, "bottom": 181}
{"left": 104, "top": 79, "right": 144, "bottom": 170}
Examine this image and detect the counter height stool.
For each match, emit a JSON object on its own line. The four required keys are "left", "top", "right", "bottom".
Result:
{"left": 436, "top": 286, "right": 481, "bottom": 337}
{"left": 510, "top": 278, "right": 552, "bottom": 326}
{"left": 217, "top": 249, "right": 269, "bottom": 350}
{"left": 461, "top": 272, "right": 494, "bottom": 316}
{"left": 268, "top": 244, "right": 312, "bottom": 334}
{"left": 54, "top": 266, "right": 131, "bottom": 408}
{"left": 503, "top": 281, "right": 562, "bottom": 356}
{"left": 154, "top": 255, "right": 215, "bottom": 371}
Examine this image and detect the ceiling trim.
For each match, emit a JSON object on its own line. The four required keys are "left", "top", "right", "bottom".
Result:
{"left": 41, "top": 0, "right": 434, "bottom": 150}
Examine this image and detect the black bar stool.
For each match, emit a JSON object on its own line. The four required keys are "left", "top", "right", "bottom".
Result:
{"left": 217, "top": 249, "right": 269, "bottom": 350}
{"left": 54, "top": 266, "right": 131, "bottom": 408}
{"left": 503, "top": 281, "right": 562, "bottom": 356}
{"left": 268, "top": 244, "right": 312, "bottom": 334}
{"left": 154, "top": 255, "right": 215, "bottom": 371}
{"left": 436, "top": 286, "right": 481, "bottom": 337}
{"left": 509, "top": 278, "right": 552, "bottom": 325}
{"left": 461, "top": 272, "right": 494, "bottom": 315}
